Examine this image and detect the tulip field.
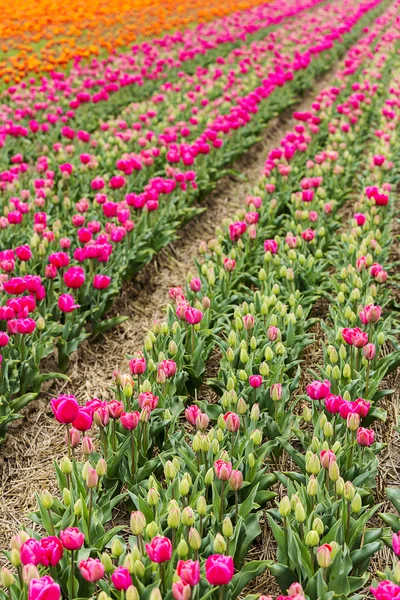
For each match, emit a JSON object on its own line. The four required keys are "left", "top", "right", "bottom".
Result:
{"left": 1, "top": 0, "right": 400, "bottom": 598}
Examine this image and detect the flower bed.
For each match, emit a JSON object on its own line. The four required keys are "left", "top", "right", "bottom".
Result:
{"left": 1, "top": 2, "right": 399, "bottom": 599}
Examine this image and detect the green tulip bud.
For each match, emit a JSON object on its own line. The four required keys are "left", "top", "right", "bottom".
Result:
{"left": 250, "top": 429, "right": 262, "bottom": 445}
{"left": 197, "top": 496, "right": 207, "bottom": 517}
{"left": 329, "top": 461, "right": 340, "bottom": 482}
{"left": 179, "top": 478, "right": 190, "bottom": 497}
{"left": 126, "top": 586, "right": 140, "bottom": 600}
{"left": 307, "top": 475, "right": 319, "bottom": 496}
{"left": 344, "top": 481, "right": 355, "bottom": 501}
{"left": 214, "top": 533, "right": 226, "bottom": 554}
{"left": 248, "top": 453, "right": 255, "bottom": 468}
{"left": 351, "top": 493, "right": 362, "bottom": 513}
{"left": 147, "top": 487, "right": 160, "bottom": 506}
{"left": 278, "top": 496, "right": 291, "bottom": 517}
{"left": 222, "top": 517, "right": 233, "bottom": 538}
{"left": 305, "top": 530, "right": 320, "bottom": 547}
{"left": 168, "top": 507, "right": 181, "bottom": 529}
{"left": 133, "top": 560, "right": 145, "bottom": 579}
{"left": 189, "top": 528, "right": 201, "bottom": 550}
{"left": 295, "top": 502, "right": 306, "bottom": 523}
{"left": 111, "top": 538, "right": 124, "bottom": 557}
{"left": 164, "top": 460, "right": 177, "bottom": 480}
{"left": 146, "top": 521, "right": 159, "bottom": 539}
{"left": 60, "top": 456, "right": 72, "bottom": 475}
{"left": 101, "top": 552, "right": 114, "bottom": 573}
{"left": 0, "top": 567, "right": 14, "bottom": 588}
{"left": 41, "top": 489, "right": 53, "bottom": 510}
{"left": 313, "top": 517, "right": 324, "bottom": 536}
{"left": 205, "top": 468, "right": 214, "bottom": 485}
{"left": 181, "top": 507, "right": 195, "bottom": 527}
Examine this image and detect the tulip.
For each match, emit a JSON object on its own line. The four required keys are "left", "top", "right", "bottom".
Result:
{"left": 51, "top": 394, "right": 79, "bottom": 425}
{"left": 205, "top": 554, "right": 234, "bottom": 586}
{"left": 371, "top": 581, "right": 400, "bottom": 600}
{"left": 28, "top": 576, "right": 61, "bottom": 600}
{"left": 60, "top": 527, "right": 84, "bottom": 550}
{"left": 306, "top": 379, "right": 331, "bottom": 400}
{"left": 392, "top": 533, "right": 400, "bottom": 557}
{"left": 58, "top": 293, "right": 80, "bottom": 313}
{"left": 146, "top": 536, "right": 172, "bottom": 563}
{"left": 111, "top": 566, "right": 132, "bottom": 591}
{"left": 20, "top": 539, "right": 42, "bottom": 566}
{"left": 249, "top": 374, "right": 262, "bottom": 388}
{"left": 316, "top": 543, "right": 333, "bottom": 568}
{"left": 356, "top": 427, "right": 374, "bottom": 447}
{"left": 176, "top": 559, "right": 200, "bottom": 586}
{"left": 79, "top": 557, "right": 105, "bottom": 582}
{"left": 172, "top": 580, "right": 191, "bottom": 600}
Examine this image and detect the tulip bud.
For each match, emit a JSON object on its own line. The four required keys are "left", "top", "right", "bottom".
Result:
{"left": 302, "top": 405, "right": 312, "bottom": 422}
{"left": 394, "top": 561, "right": 400, "bottom": 583}
{"left": 126, "top": 586, "right": 140, "bottom": 600}
{"left": 250, "top": 429, "right": 262, "bottom": 445}
{"left": 214, "top": 533, "right": 226, "bottom": 553}
{"left": 313, "top": 517, "right": 324, "bottom": 536}
{"left": 197, "top": 496, "right": 207, "bottom": 517}
{"left": 317, "top": 544, "right": 332, "bottom": 568}
{"left": 63, "top": 487, "right": 71, "bottom": 507}
{"left": 164, "top": 460, "right": 177, "bottom": 480}
{"left": 181, "top": 507, "right": 195, "bottom": 527}
{"left": 168, "top": 507, "right": 181, "bottom": 529}
{"left": 96, "top": 458, "right": 107, "bottom": 477}
{"left": 307, "top": 475, "right": 319, "bottom": 496}
{"left": 101, "top": 552, "right": 114, "bottom": 573}
{"left": 111, "top": 538, "right": 124, "bottom": 557}
{"left": 10, "top": 548, "right": 21, "bottom": 567}
{"left": 305, "top": 530, "right": 320, "bottom": 547}
{"left": 205, "top": 468, "right": 214, "bottom": 485}
{"left": 22, "top": 564, "right": 39, "bottom": 585}
{"left": 149, "top": 589, "right": 162, "bottom": 600}
{"left": 146, "top": 522, "right": 159, "bottom": 539}
{"left": 347, "top": 412, "right": 360, "bottom": 431}
{"left": 147, "top": 487, "right": 160, "bottom": 506}
{"left": 41, "top": 489, "right": 53, "bottom": 510}
{"left": 336, "top": 477, "right": 345, "bottom": 495}
{"left": 295, "top": 502, "right": 306, "bottom": 523}
{"left": 344, "top": 481, "right": 355, "bottom": 501}
{"left": 1, "top": 568, "right": 14, "bottom": 588}
{"left": 98, "top": 593, "right": 110, "bottom": 600}
{"left": 86, "top": 466, "right": 99, "bottom": 489}
{"left": 189, "top": 527, "right": 201, "bottom": 550}
{"left": 351, "top": 493, "right": 362, "bottom": 513}
{"left": 329, "top": 461, "right": 340, "bottom": 482}
{"left": 222, "top": 517, "right": 233, "bottom": 538}
{"left": 133, "top": 560, "right": 145, "bottom": 578}
{"left": 60, "top": 456, "right": 72, "bottom": 474}
{"left": 278, "top": 496, "right": 291, "bottom": 517}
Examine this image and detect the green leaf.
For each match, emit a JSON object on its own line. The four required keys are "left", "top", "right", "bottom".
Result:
{"left": 230, "top": 560, "right": 271, "bottom": 599}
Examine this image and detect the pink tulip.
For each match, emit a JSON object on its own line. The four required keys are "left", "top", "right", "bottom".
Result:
{"left": 28, "top": 576, "right": 61, "bottom": 600}
{"left": 51, "top": 394, "right": 79, "bottom": 424}
{"left": 64, "top": 266, "right": 85, "bottom": 289}
{"left": 223, "top": 412, "right": 240, "bottom": 432}
{"left": 129, "top": 354, "right": 146, "bottom": 375}
{"left": 58, "top": 293, "right": 80, "bottom": 313}
{"left": 21, "top": 539, "right": 42, "bottom": 566}
{"left": 189, "top": 277, "right": 202, "bottom": 292}
{"left": 325, "top": 394, "right": 343, "bottom": 414}
{"left": 79, "top": 558, "right": 105, "bottom": 582}
{"left": 320, "top": 450, "right": 336, "bottom": 469}
{"left": 306, "top": 379, "right": 331, "bottom": 400}
{"left": 301, "top": 228, "right": 315, "bottom": 242}
{"left": 185, "top": 405, "right": 202, "bottom": 426}
{"left": 267, "top": 326, "right": 279, "bottom": 341}
{"left": 229, "top": 470, "right": 243, "bottom": 491}
{"left": 72, "top": 407, "right": 93, "bottom": 432}
{"left": 93, "top": 275, "right": 111, "bottom": 289}
{"left": 392, "top": 533, "right": 400, "bottom": 557}
{"left": 176, "top": 559, "right": 200, "bottom": 586}
{"left": 354, "top": 213, "right": 366, "bottom": 226}
{"left": 205, "top": 554, "right": 234, "bottom": 585}
{"left": 60, "top": 528, "right": 84, "bottom": 551}
{"left": 371, "top": 580, "right": 400, "bottom": 600}
{"left": 138, "top": 392, "right": 158, "bottom": 411}
{"left": 223, "top": 257, "right": 236, "bottom": 271}
{"left": 249, "top": 375, "right": 262, "bottom": 388}
{"left": 264, "top": 239, "right": 278, "bottom": 254}
{"left": 146, "top": 536, "right": 172, "bottom": 563}
{"left": 229, "top": 221, "right": 247, "bottom": 242}
{"left": 172, "top": 580, "right": 191, "bottom": 600}
{"left": 120, "top": 411, "right": 140, "bottom": 430}
{"left": 363, "top": 343, "right": 376, "bottom": 361}
{"left": 184, "top": 307, "right": 203, "bottom": 325}
{"left": 214, "top": 459, "right": 232, "bottom": 481}
{"left": 38, "top": 536, "right": 64, "bottom": 566}
{"left": 360, "top": 304, "right": 381, "bottom": 323}
{"left": 342, "top": 327, "right": 368, "bottom": 347}
{"left": 111, "top": 566, "right": 132, "bottom": 591}
{"left": 356, "top": 428, "right": 374, "bottom": 447}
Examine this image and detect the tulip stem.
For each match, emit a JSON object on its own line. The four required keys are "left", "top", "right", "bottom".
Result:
{"left": 88, "top": 489, "right": 93, "bottom": 532}
{"left": 66, "top": 424, "right": 71, "bottom": 459}
{"left": 70, "top": 549, "right": 75, "bottom": 599}
{"left": 112, "top": 420, "right": 116, "bottom": 452}
{"left": 219, "top": 585, "right": 224, "bottom": 600}
{"left": 47, "top": 508, "right": 56, "bottom": 536}
{"left": 160, "top": 562, "right": 166, "bottom": 593}
{"left": 130, "top": 430, "right": 135, "bottom": 479}
{"left": 235, "top": 491, "right": 239, "bottom": 524}
{"left": 191, "top": 325, "right": 195, "bottom": 357}
{"left": 220, "top": 481, "right": 225, "bottom": 524}
{"left": 365, "top": 362, "right": 370, "bottom": 398}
